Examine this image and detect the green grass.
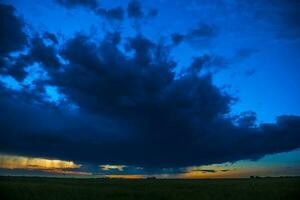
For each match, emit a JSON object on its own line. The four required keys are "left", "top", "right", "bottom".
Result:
{"left": 0, "top": 176, "right": 299, "bottom": 200}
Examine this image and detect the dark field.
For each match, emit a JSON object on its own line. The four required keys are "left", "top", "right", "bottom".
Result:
{"left": 0, "top": 176, "right": 299, "bottom": 200}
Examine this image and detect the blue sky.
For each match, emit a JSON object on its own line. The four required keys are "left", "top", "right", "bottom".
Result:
{"left": 0, "top": 0, "right": 300, "bottom": 178}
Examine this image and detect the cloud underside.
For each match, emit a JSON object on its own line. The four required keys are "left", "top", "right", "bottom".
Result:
{"left": 0, "top": 1, "right": 300, "bottom": 170}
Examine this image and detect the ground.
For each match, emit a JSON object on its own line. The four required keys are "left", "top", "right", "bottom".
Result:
{"left": 0, "top": 176, "right": 299, "bottom": 200}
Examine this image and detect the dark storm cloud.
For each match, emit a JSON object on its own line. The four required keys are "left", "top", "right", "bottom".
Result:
{"left": 55, "top": 0, "right": 156, "bottom": 22}
{"left": 0, "top": 3, "right": 28, "bottom": 78}
{"left": 127, "top": 0, "right": 143, "bottom": 19}
{"left": 0, "top": 3, "right": 27, "bottom": 56}
{"left": 0, "top": 3, "right": 59, "bottom": 80}
{"left": 185, "top": 55, "right": 228, "bottom": 75}
{"left": 96, "top": 6, "right": 125, "bottom": 21}
{"left": 4, "top": 34, "right": 61, "bottom": 81}
{"left": 187, "top": 23, "right": 218, "bottom": 40}
{"left": 1, "top": 1, "right": 300, "bottom": 170}
{"left": 171, "top": 33, "right": 185, "bottom": 45}
{"left": 56, "top": 0, "right": 124, "bottom": 21}
{"left": 234, "top": 111, "right": 257, "bottom": 128}
{"left": 55, "top": 0, "right": 98, "bottom": 9}
{"left": 171, "top": 23, "right": 218, "bottom": 46}
{"left": 1, "top": 28, "right": 300, "bottom": 169}
{"left": 126, "top": 0, "right": 157, "bottom": 20}
{"left": 25, "top": 36, "right": 61, "bottom": 69}
{"left": 44, "top": 32, "right": 59, "bottom": 44}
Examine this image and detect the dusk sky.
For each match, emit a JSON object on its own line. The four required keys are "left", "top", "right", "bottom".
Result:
{"left": 0, "top": 0, "right": 300, "bottom": 178}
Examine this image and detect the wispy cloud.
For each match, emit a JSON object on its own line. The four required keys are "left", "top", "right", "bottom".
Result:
{"left": 100, "top": 164, "right": 127, "bottom": 171}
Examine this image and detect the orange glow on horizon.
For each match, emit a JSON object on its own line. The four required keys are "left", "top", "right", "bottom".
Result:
{"left": 0, "top": 154, "right": 91, "bottom": 176}
{"left": 105, "top": 174, "right": 145, "bottom": 179}
{"left": 43, "top": 169, "right": 92, "bottom": 176}
{"left": 0, "top": 154, "right": 80, "bottom": 169}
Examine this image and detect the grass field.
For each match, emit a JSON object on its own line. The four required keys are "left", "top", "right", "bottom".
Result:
{"left": 0, "top": 176, "right": 299, "bottom": 200}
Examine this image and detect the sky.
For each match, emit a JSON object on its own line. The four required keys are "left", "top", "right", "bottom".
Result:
{"left": 0, "top": 0, "right": 300, "bottom": 178}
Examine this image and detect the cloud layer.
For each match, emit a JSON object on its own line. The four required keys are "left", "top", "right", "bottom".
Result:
{"left": 0, "top": 1, "right": 300, "bottom": 172}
